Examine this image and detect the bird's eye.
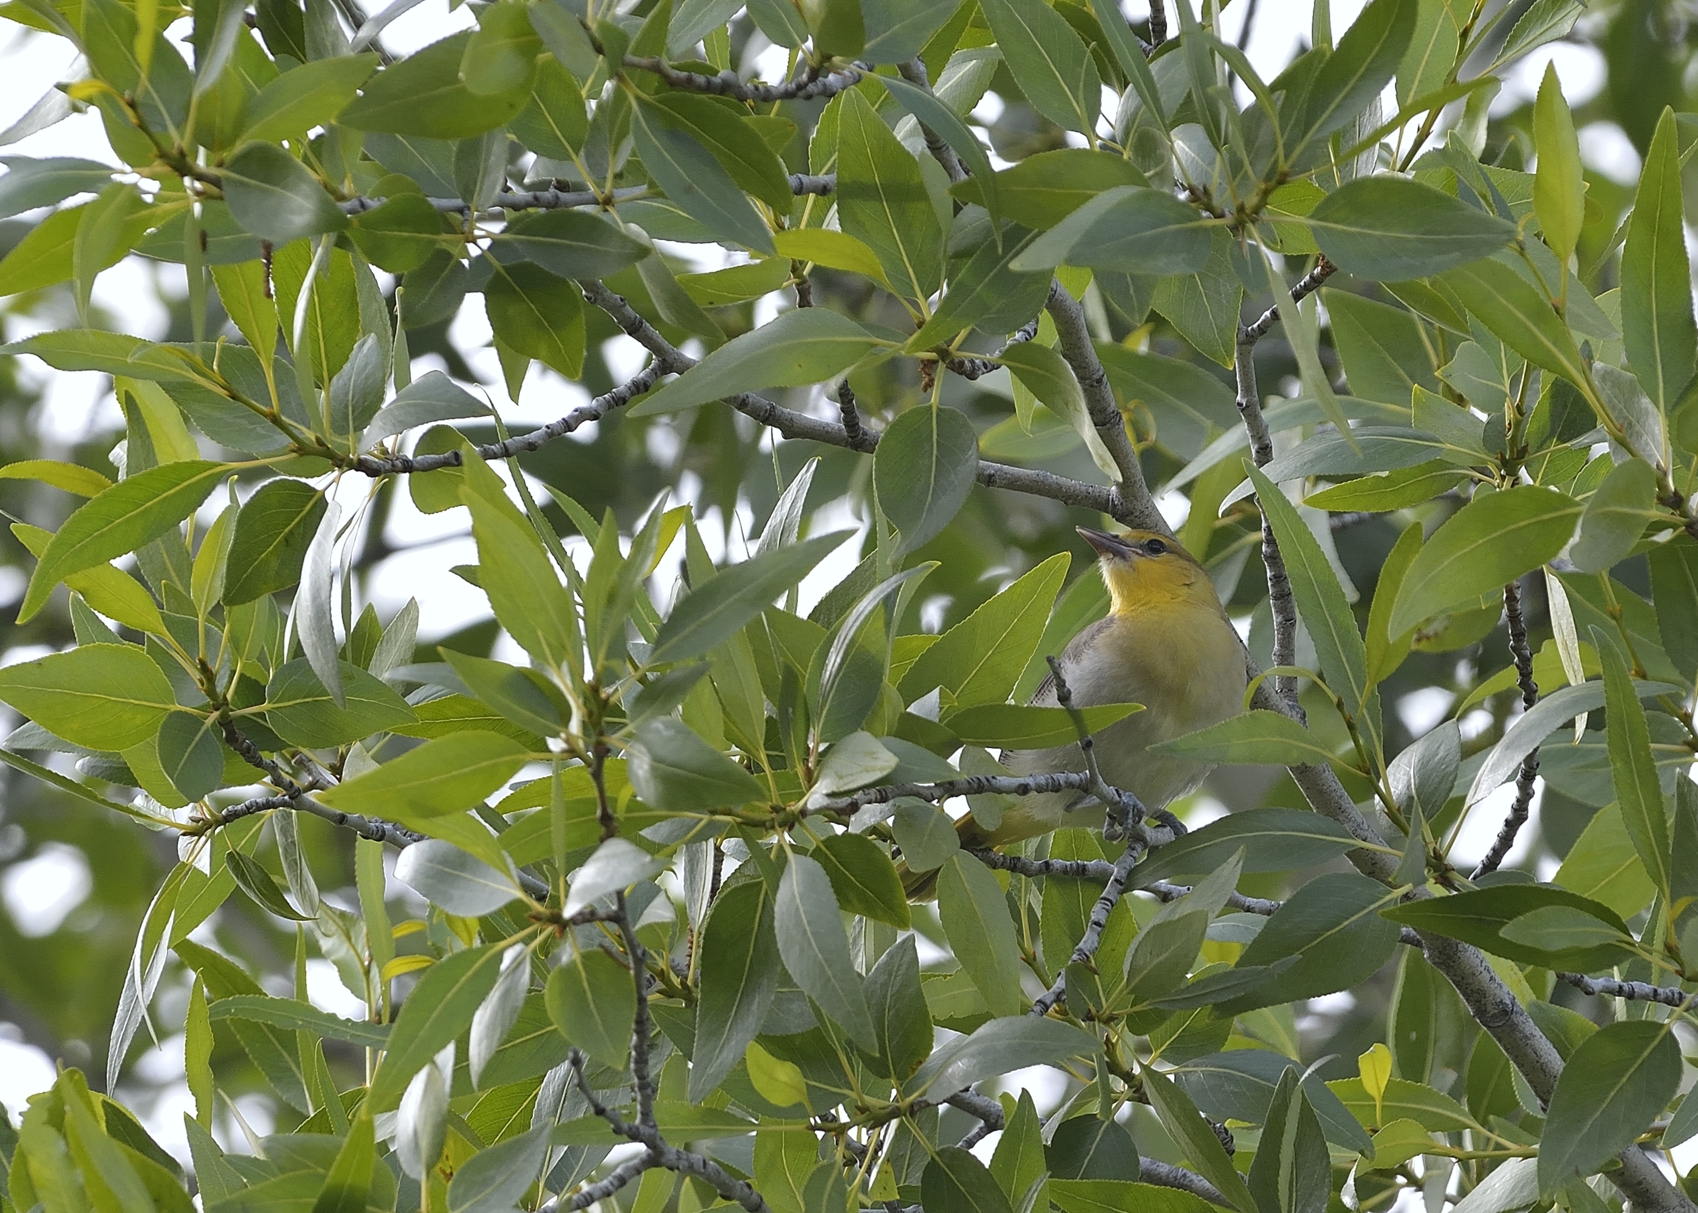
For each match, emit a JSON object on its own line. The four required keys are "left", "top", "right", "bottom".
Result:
{"left": 1145, "top": 539, "right": 1168, "bottom": 556}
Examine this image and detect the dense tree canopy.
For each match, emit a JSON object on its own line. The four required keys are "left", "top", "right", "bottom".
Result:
{"left": 1, "top": 0, "right": 1697, "bottom": 1211}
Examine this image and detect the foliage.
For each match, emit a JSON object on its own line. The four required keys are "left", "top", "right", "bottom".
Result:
{"left": 0, "top": 0, "right": 1696, "bottom": 1212}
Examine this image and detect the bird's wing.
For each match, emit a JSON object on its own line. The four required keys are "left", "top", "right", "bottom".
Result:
{"left": 1027, "top": 615, "right": 1114, "bottom": 706}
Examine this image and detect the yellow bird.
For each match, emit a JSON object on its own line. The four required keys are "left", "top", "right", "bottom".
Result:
{"left": 904, "top": 528, "right": 1247, "bottom": 894}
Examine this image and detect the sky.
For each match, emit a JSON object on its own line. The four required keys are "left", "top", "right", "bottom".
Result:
{"left": 0, "top": 0, "right": 1687, "bottom": 1182}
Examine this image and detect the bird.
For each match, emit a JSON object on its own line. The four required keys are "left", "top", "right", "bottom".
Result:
{"left": 902, "top": 527, "right": 1247, "bottom": 897}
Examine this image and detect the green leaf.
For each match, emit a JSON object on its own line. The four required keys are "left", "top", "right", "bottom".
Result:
{"left": 1247, "top": 1070, "right": 1331, "bottom": 1213}
{"left": 222, "top": 479, "right": 327, "bottom": 605}
{"left": 880, "top": 74, "right": 999, "bottom": 221}
{"left": 208, "top": 995, "right": 391, "bottom": 1049}
{"left": 0, "top": 644, "right": 177, "bottom": 750}
{"left": 239, "top": 54, "right": 379, "bottom": 143}
{"left": 1647, "top": 536, "right": 1698, "bottom": 685}
{"left": 923, "top": 1147, "right": 1014, "bottom": 1213}
{"left": 461, "top": 1, "right": 541, "bottom": 95}
{"left": 643, "top": 91, "right": 792, "bottom": 209}
{"left": 1599, "top": 638, "right": 1673, "bottom": 902}
{"left": 1532, "top": 63, "right": 1583, "bottom": 265}
{"left": 631, "top": 97, "right": 775, "bottom": 255}
{"left": 911, "top": 1015, "right": 1098, "bottom": 1098}
{"left": 547, "top": 947, "right": 636, "bottom": 1068}
{"left": 859, "top": 0, "right": 958, "bottom": 63}
{"left": 221, "top": 143, "right": 348, "bottom": 246}
{"left": 1569, "top": 458, "right": 1657, "bottom": 573}
{"left": 874, "top": 406, "right": 980, "bottom": 554}
{"left": 944, "top": 702, "right": 1143, "bottom": 748}
{"left": 834, "top": 87, "right": 943, "bottom": 304}
{"left": 485, "top": 261, "right": 585, "bottom": 378}
{"left": 937, "top": 852, "right": 1025, "bottom": 1018}
{"left": 157, "top": 709, "right": 223, "bottom": 801}
{"left": 227, "top": 849, "right": 316, "bottom": 921}
{"left": 1152, "top": 711, "right": 1342, "bottom": 769}
{"left": 1382, "top": 884, "right": 1636, "bottom": 971}
{"left": 629, "top": 309, "right": 879, "bottom": 417}
{"left": 900, "top": 552, "right": 1069, "bottom": 708}
{"left": 689, "top": 879, "right": 780, "bottom": 1102}
{"left": 949, "top": 150, "right": 1148, "bottom": 232}
{"left": 320, "top": 732, "right": 531, "bottom": 820}
{"left": 262, "top": 657, "right": 417, "bottom": 748}
{"left": 463, "top": 483, "right": 578, "bottom": 674}
{"left": 1139, "top": 1066, "right": 1257, "bottom": 1213}
{"left": 625, "top": 716, "right": 765, "bottom": 811}
{"left": 651, "top": 530, "right": 851, "bottom": 662}
{"left": 1305, "top": 176, "right": 1514, "bottom": 280}
{"left": 446, "top": 1127, "right": 547, "bottom": 1213}
{"left": 1538, "top": 1021, "right": 1681, "bottom": 1196}
{"left": 865, "top": 934, "right": 932, "bottom": 1081}
{"left": 1047, "top": 1119, "right": 1138, "bottom": 1182}
{"left": 1439, "top": 257, "right": 1588, "bottom": 387}
{"left": 564, "top": 838, "right": 665, "bottom": 914}
{"left": 1290, "top": 0, "right": 1418, "bottom": 150}
{"left": 1621, "top": 108, "right": 1696, "bottom": 418}
{"left": 1387, "top": 486, "right": 1582, "bottom": 636}
{"left": 1051, "top": 1182, "right": 1213, "bottom": 1213}
{"left": 1247, "top": 462, "right": 1373, "bottom": 725}
{"left": 19, "top": 459, "right": 224, "bottom": 621}
{"left": 1215, "top": 873, "right": 1401, "bottom": 1013}
{"left": 311, "top": 1114, "right": 375, "bottom": 1213}
{"left": 1129, "top": 808, "right": 1363, "bottom": 886}
{"left": 813, "top": 832, "right": 909, "bottom": 929}
{"left": 341, "top": 31, "right": 528, "bottom": 137}
{"left": 369, "top": 945, "right": 505, "bottom": 1110}
{"left": 1013, "top": 186, "right": 1216, "bottom": 277}
{"left": 0, "top": 155, "right": 115, "bottom": 219}
{"left": 978, "top": 0, "right": 1099, "bottom": 135}
{"left": 774, "top": 854, "right": 876, "bottom": 1048}
{"left": 486, "top": 209, "right": 648, "bottom": 279}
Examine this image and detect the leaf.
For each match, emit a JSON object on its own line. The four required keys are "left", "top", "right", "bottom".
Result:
{"left": 1012, "top": 186, "right": 1216, "bottom": 277}
{"left": 262, "top": 657, "right": 417, "bottom": 748}
{"left": 0, "top": 459, "right": 114, "bottom": 496}
{"left": 1139, "top": 1066, "right": 1257, "bottom": 1213}
{"left": 859, "top": 0, "right": 958, "bottom": 62}
{"left": 937, "top": 852, "right": 1025, "bottom": 1018}
{"left": 1532, "top": 64, "right": 1583, "bottom": 265}
{"left": 911, "top": 1015, "right": 1098, "bottom": 1098}
{"left": 1130, "top": 808, "right": 1363, "bottom": 886}
{"left": 227, "top": 849, "right": 316, "bottom": 921}
{"left": 0, "top": 155, "right": 114, "bottom": 218}
{"left": 1174, "top": 1051, "right": 1373, "bottom": 1153}
{"left": 447, "top": 1126, "right": 547, "bottom": 1213}
{"left": 834, "top": 87, "right": 943, "bottom": 304}
{"left": 1305, "top": 176, "right": 1514, "bottom": 280}
{"left": 880, "top": 74, "right": 999, "bottom": 220}
{"left": 949, "top": 149, "right": 1149, "bottom": 231}
{"left": 979, "top": 0, "right": 1099, "bottom": 135}
{"left": 813, "top": 832, "right": 909, "bottom": 929}
{"left": 1569, "top": 458, "right": 1657, "bottom": 573}
{"left": 239, "top": 53, "right": 380, "bottom": 143}
{"left": 771, "top": 229, "right": 889, "bottom": 285}
{"left": 221, "top": 143, "right": 348, "bottom": 245}
{"left": 486, "top": 209, "right": 649, "bottom": 278}
{"left": 19, "top": 459, "right": 225, "bottom": 621}
{"left": 1290, "top": 0, "right": 1418, "bottom": 148}
{"left": 1537, "top": 1021, "right": 1681, "bottom": 1195}
{"left": 0, "top": 644, "right": 177, "bottom": 750}
{"left": 468, "top": 945, "right": 528, "bottom": 1088}
{"left": 865, "top": 934, "right": 932, "bottom": 1081}
{"left": 485, "top": 261, "right": 585, "bottom": 378}
{"left": 1621, "top": 108, "right": 1696, "bottom": 418}
{"left": 1247, "top": 1070, "right": 1331, "bottom": 1213}
{"left": 1383, "top": 884, "right": 1636, "bottom": 970}
{"left": 362, "top": 371, "right": 490, "bottom": 449}
{"left": 341, "top": 31, "right": 528, "bottom": 137}
{"left": 651, "top": 530, "right": 851, "bottom": 662}
{"left": 1387, "top": 486, "right": 1581, "bottom": 636}
{"left": 629, "top": 310, "right": 880, "bottom": 417}
{"left": 1151, "top": 711, "right": 1342, "bottom": 769}
{"left": 462, "top": 483, "right": 577, "bottom": 674}
{"left": 157, "top": 709, "right": 223, "bottom": 801}
{"left": 1599, "top": 639, "right": 1673, "bottom": 902}
{"left": 369, "top": 945, "right": 505, "bottom": 1110}
{"left": 461, "top": 1, "right": 541, "bottom": 95}
{"left": 1215, "top": 873, "right": 1401, "bottom": 1013}
{"left": 394, "top": 839, "right": 522, "bottom": 917}
{"left": 630, "top": 98, "right": 774, "bottom": 254}
{"left": 945, "top": 703, "right": 1143, "bottom": 748}
{"left": 625, "top": 716, "right": 765, "bottom": 811}
{"left": 643, "top": 91, "right": 792, "bottom": 209}
{"left": 774, "top": 854, "right": 876, "bottom": 1048}
{"left": 689, "top": 879, "right": 779, "bottom": 1102}
{"left": 874, "top": 406, "right": 980, "bottom": 554}
{"left": 900, "top": 552, "right": 1069, "bottom": 708}
{"left": 563, "top": 838, "right": 665, "bottom": 915}
{"left": 1247, "top": 463, "right": 1372, "bottom": 725}
{"left": 1439, "top": 257, "right": 1587, "bottom": 387}
{"left": 1647, "top": 537, "right": 1698, "bottom": 684}
{"left": 222, "top": 479, "right": 328, "bottom": 605}
{"left": 207, "top": 995, "right": 390, "bottom": 1049}
{"left": 547, "top": 947, "right": 636, "bottom": 1068}
{"left": 923, "top": 1147, "right": 1015, "bottom": 1213}
{"left": 1050, "top": 1182, "right": 1213, "bottom": 1213}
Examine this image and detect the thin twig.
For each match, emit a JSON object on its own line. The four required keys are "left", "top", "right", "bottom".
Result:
{"left": 1030, "top": 839, "right": 1144, "bottom": 1016}
{"left": 944, "top": 315, "right": 1041, "bottom": 381}
{"left": 1474, "top": 578, "right": 1539, "bottom": 877}
{"left": 1558, "top": 973, "right": 1696, "bottom": 1008}
{"left": 623, "top": 57, "right": 863, "bottom": 102}
{"left": 1240, "top": 259, "right": 1336, "bottom": 343}
{"left": 897, "top": 58, "right": 968, "bottom": 182}
{"left": 1148, "top": 0, "right": 1169, "bottom": 45}
{"left": 1142, "top": 1160, "right": 1228, "bottom": 1208}
{"left": 836, "top": 381, "right": 871, "bottom": 452}
{"left": 1235, "top": 333, "right": 1302, "bottom": 717}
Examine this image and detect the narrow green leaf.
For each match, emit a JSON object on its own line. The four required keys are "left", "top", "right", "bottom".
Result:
{"left": 369, "top": 945, "right": 505, "bottom": 1110}
{"left": 689, "top": 879, "right": 780, "bottom": 1102}
{"left": 834, "top": 87, "right": 944, "bottom": 305}
{"left": 547, "top": 947, "right": 636, "bottom": 1068}
{"left": 773, "top": 854, "right": 876, "bottom": 1048}
{"left": 1621, "top": 108, "right": 1696, "bottom": 418}
{"left": 1599, "top": 638, "right": 1673, "bottom": 902}
{"left": 937, "top": 852, "right": 1025, "bottom": 1018}
{"left": 221, "top": 143, "right": 348, "bottom": 245}
{"left": 978, "top": 0, "right": 1100, "bottom": 135}
{"left": 651, "top": 530, "right": 852, "bottom": 662}
{"left": 1306, "top": 176, "right": 1514, "bottom": 280}
{"left": 1532, "top": 63, "right": 1583, "bottom": 264}
{"left": 874, "top": 406, "right": 980, "bottom": 554}
{"left": 0, "top": 643, "right": 177, "bottom": 750}
{"left": 1140, "top": 1066, "right": 1257, "bottom": 1213}
{"left": 1538, "top": 1021, "right": 1681, "bottom": 1195}
{"left": 631, "top": 98, "right": 775, "bottom": 254}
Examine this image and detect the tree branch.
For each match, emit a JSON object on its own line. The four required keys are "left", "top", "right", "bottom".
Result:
{"left": 897, "top": 58, "right": 968, "bottom": 183}
{"left": 1030, "top": 838, "right": 1143, "bottom": 1016}
{"left": 1474, "top": 577, "right": 1539, "bottom": 877}
{"left": 944, "top": 314, "right": 1041, "bottom": 381}
{"left": 1141, "top": 1160, "right": 1228, "bottom": 1208}
{"left": 1147, "top": 0, "right": 1169, "bottom": 46}
{"left": 1558, "top": 973, "right": 1696, "bottom": 1008}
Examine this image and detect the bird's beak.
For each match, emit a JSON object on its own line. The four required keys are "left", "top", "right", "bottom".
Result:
{"left": 1078, "top": 527, "right": 1139, "bottom": 561}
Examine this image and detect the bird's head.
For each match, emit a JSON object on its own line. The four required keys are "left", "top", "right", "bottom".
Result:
{"left": 1078, "top": 527, "right": 1217, "bottom": 616}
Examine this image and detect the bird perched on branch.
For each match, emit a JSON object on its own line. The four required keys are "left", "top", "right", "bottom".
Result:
{"left": 903, "top": 527, "right": 1246, "bottom": 897}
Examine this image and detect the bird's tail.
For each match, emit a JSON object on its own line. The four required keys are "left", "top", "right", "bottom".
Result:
{"left": 897, "top": 814, "right": 993, "bottom": 901}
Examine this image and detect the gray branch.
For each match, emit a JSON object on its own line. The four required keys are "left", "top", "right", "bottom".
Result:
{"left": 1141, "top": 1160, "right": 1228, "bottom": 1208}
{"left": 945, "top": 315, "right": 1041, "bottom": 381}
{"left": 897, "top": 58, "right": 968, "bottom": 183}
{"left": 1030, "top": 839, "right": 1143, "bottom": 1017}
{"left": 1558, "top": 973, "right": 1696, "bottom": 1008}
{"left": 1474, "top": 577, "right": 1539, "bottom": 877}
